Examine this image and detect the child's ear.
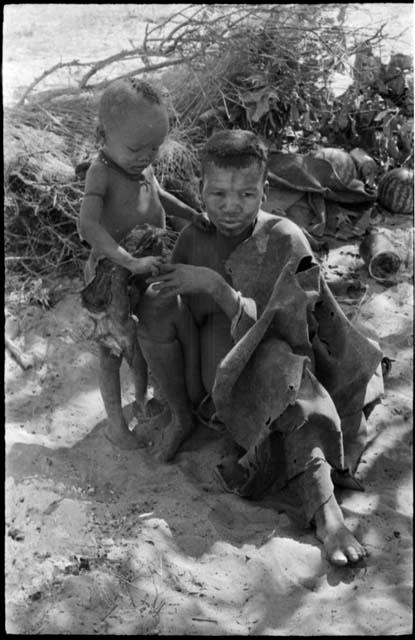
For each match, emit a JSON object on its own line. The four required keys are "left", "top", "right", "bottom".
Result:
{"left": 262, "top": 179, "right": 269, "bottom": 203}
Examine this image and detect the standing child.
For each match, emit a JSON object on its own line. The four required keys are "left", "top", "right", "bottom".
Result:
{"left": 79, "top": 77, "right": 209, "bottom": 449}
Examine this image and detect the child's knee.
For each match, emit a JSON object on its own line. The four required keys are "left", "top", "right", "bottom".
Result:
{"left": 136, "top": 291, "right": 180, "bottom": 341}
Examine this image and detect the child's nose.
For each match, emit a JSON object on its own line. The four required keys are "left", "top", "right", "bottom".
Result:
{"left": 222, "top": 194, "right": 241, "bottom": 212}
{"left": 143, "top": 151, "right": 157, "bottom": 163}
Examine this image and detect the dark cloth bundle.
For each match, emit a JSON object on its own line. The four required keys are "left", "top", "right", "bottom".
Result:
{"left": 264, "top": 151, "right": 376, "bottom": 237}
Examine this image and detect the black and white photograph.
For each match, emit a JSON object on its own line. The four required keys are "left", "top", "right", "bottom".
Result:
{"left": 4, "top": 3, "right": 413, "bottom": 635}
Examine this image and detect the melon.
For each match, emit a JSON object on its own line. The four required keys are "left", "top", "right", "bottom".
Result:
{"left": 377, "top": 167, "right": 414, "bottom": 214}
{"left": 313, "top": 147, "right": 357, "bottom": 185}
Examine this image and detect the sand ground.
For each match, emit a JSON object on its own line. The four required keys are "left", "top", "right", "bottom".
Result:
{"left": 3, "top": 4, "right": 413, "bottom": 634}
{"left": 5, "top": 214, "right": 413, "bottom": 635}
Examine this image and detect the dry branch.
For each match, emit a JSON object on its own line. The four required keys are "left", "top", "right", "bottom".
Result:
{"left": 15, "top": 5, "right": 265, "bottom": 105}
{"left": 17, "top": 59, "right": 87, "bottom": 106}
{"left": 5, "top": 336, "right": 35, "bottom": 370}
{"left": 21, "top": 55, "right": 199, "bottom": 105}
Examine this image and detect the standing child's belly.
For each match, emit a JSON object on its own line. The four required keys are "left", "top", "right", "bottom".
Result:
{"left": 102, "top": 173, "right": 165, "bottom": 241}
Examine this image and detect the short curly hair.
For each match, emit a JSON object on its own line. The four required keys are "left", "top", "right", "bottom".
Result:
{"left": 99, "top": 77, "right": 164, "bottom": 130}
{"left": 200, "top": 129, "right": 268, "bottom": 178}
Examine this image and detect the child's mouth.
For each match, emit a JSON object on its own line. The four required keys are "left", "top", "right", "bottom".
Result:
{"left": 222, "top": 220, "right": 242, "bottom": 228}
{"left": 219, "top": 221, "right": 246, "bottom": 234}
{"left": 131, "top": 163, "right": 148, "bottom": 171}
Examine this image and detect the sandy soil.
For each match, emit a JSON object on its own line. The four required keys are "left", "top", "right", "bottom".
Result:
{"left": 5, "top": 214, "right": 413, "bottom": 635}
{"left": 4, "top": 4, "right": 413, "bottom": 634}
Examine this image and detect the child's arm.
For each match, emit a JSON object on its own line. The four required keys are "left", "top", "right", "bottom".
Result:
{"left": 157, "top": 186, "right": 211, "bottom": 231}
{"left": 80, "top": 164, "right": 164, "bottom": 275}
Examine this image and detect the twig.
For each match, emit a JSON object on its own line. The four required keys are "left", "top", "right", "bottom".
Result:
{"left": 101, "top": 602, "right": 118, "bottom": 622}
{"left": 145, "top": 4, "right": 203, "bottom": 39}
{"left": 28, "top": 55, "right": 198, "bottom": 105}
{"left": 5, "top": 256, "right": 42, "bottom": 261}
{"left": 90, "top": 56, "right": 199, "bottom": 88}
{"left": 126, "top": 585, "right": 137, "bottom": 609}
{"left": 5, "top": 335, "right": 35, "bottom": 370}
{"left": 192, "top": 617, "right": 219, "bottom": 624}
{"left": 79, "top": 47, "right": 152, "bottom": 88}
{"left": 17, "top": 59, "right": 85, "bottom": 106}
{"left": 161, "top": 5, "right": 206, "bottom": 48}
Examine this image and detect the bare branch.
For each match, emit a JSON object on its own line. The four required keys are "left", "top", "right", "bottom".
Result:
{"left": 79, "top": 47, "right": 151, "bottom": 88}
{"left": 145, "top": 4, "right": 203, "bottom": 38}
{"left": 90, "top": 55, "right": 199, "bottom": 88}
{"left": 161, "top": 5, "right": 207, "bottom": 44}
{"left": 17, "top": 59, "right": 86, "bottom": 106}
{"left": 28, "top": 55, "right": 199, "bottom": 104}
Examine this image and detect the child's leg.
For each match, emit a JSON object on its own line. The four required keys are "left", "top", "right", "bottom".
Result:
{"left": 287, "top": 441, "right": 368, "bottom": 566}
{"left": 199, "top": 312, "right": 234, "bottom": 395}
{"left": 99, "top": 344, "right": 140, "bottom": 449}
{"left": 138, "top": 336, "right": 194, "bottom": 462}
{"left": 314, "top": 493, "right": 367, "bottom": 566}
{"left": 136, "top": 292, "right": 204, "bottom": 462}
{"left": 174, "top": 296, "right": 205, "bottom": 407}
{"left": 128, "top": 336, "right": 167, "bottom": 431}
{"left": 126, "top": 337, "right": 151, "bottom": 410}
{"left": 215, "top": 332, "right": 367, "bottom": 567}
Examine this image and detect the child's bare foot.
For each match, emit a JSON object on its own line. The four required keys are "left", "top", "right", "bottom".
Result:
{"left": 314, "top": 495, "right": 368, "bottom": 566}
{"left": 104, "top": 422, "right": 140, "bottom": 450}
{"left": 131, "top": 404, "right": 171, "bottom": 447}
{"left": 154, "top": 417, "right": 193, "bottom": 463}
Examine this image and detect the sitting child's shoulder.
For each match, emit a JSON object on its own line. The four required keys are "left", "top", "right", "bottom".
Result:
{"left": 182, "top": 219, "right": 215, "bottom": 239}
{"left": 175, "top": 219, "right": 215, "bottom": 255}
{"left": 261, "top": 209, "right": 307, "bottom": 239}
{"left": 257, "top": 211, "right": 312, "bottom": 255}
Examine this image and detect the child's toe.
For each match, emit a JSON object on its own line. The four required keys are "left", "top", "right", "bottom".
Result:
{"left": 345, "top": 545, "right": 360, "bottom": 562}
{"left": 330, "top": 549, "right": 348, "bottom": 566}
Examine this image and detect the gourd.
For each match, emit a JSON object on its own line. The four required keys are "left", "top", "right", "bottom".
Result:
{"left": 377, "top": 167, "right": 414, "bottom": 214}
{"left": 350, "top": 147, "right": 378, "bottom": 187}
{"left": 314, "top": 147, "right": 357, "bottom": 186}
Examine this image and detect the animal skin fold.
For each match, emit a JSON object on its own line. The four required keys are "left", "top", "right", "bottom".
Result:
{"left": 212, "top": 212, "right": 383, "bottom": 498}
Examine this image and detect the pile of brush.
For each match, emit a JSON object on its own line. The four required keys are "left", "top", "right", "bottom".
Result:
{"left": 4, "top": 93, "right": 99, "bottom": 283}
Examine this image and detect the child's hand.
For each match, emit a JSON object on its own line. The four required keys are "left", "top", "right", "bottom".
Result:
{"left": 146, "top": 263, "right": 218, "bottom": 296}
{"left": 192, "top": 210, "right": 212, "bottom": 231}
{"left": 129, "top": 255, "right": 166, "bottom": 276}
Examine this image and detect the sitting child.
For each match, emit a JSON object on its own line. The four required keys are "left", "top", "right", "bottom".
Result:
{"left": 79, "top": 77, "right": 209, "bottom": 449}
{"left": 135, "top": 129, "right": 384, "bottom": 566}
